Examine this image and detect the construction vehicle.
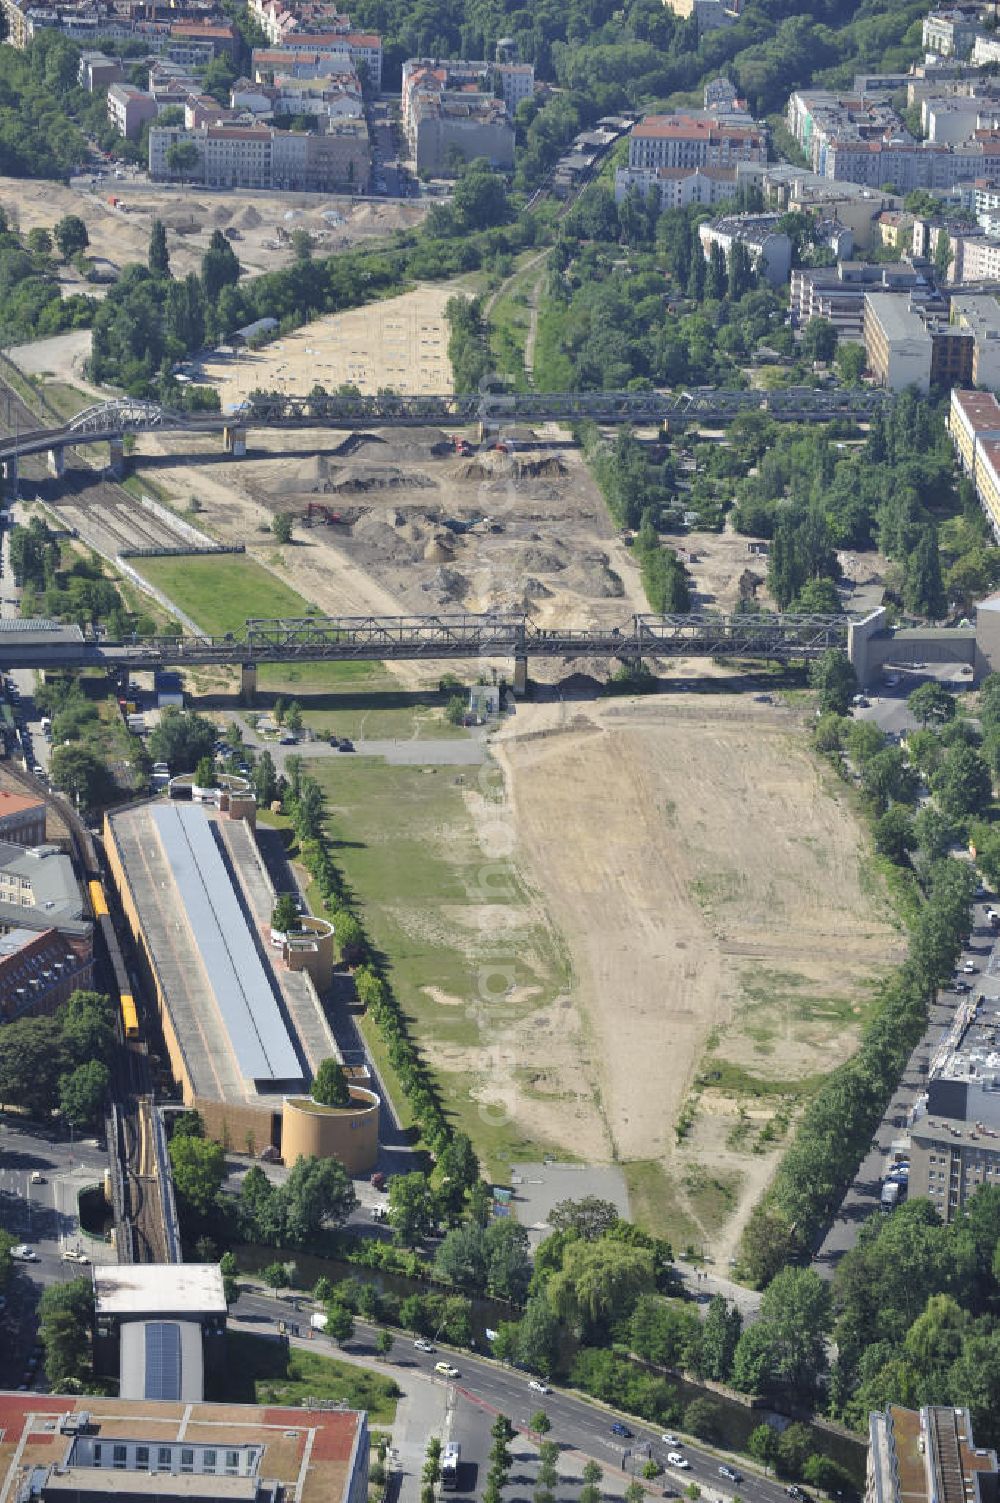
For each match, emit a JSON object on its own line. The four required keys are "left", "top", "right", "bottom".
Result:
{"left": 450, "top": 434, "right": 472, "bottom": 456}
{"left": 303, "top": 502, "right": 345, "bottom": 527}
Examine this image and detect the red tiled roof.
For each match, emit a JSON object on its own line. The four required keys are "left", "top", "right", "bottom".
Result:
{"left": 0, "top": 791, "right": 44, "bottom": 817}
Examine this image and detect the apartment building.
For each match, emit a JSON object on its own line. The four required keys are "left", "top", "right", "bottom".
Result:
{"left": 908, "top": 981, "right": 1000, "bottom": 1212}
{"left": 401, "top": 59, "right": 515, "bottom": 174}
{"left": 233, "top": 71, "right": 362, "bottom": 119}
{"left": 0, "top": 792, "right": 46, "bottom": 848}
{"left": 864, "top": 294, "right": 939, "bottom": 392}
{"left": 697, "top": 213, "right": 793, "bottom": 284}
{"left": 866, "top": 1406, "right": 998, "bottom": 1503}
{"left": 250, "top": 0, "right": 350, "bottom": 45}
{"left": 922, "top": 9, "right": 983, "bottom": 56}
{"left": 78, "top": 50, "right": 123, "bottom": 91}
{"left": 614, "top": 162, "right": 742, "bottom": 208}
{"left": 495, "top": 61, "right": 534, "bottom": 114}
{"left": 949, "top": 386, "right": 1000, "bottom": 495}
{"left": 787, "top": 84, "right": 1000, "bottom": 191}
{"left": 661, "top": 0, "right": 741, "bottom": 30}
{"left": 0, "top": 925, "right": 94, "bottom": 1023}
{"left": 150, "top": 117, "right": 370, "bottom": 190}
{"left": 107, "top": 82, "right": 159, "bottom": 137}
{"left": 790, "top": 261, "right": 921, "bottom": 335}
{"left": 626, "top": 113, "right": 767, "bottom": 172}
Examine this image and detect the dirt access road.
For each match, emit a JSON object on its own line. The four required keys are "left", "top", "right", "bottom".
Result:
{"left": 492, "top": 693, "right": 900, "bottom": 1260}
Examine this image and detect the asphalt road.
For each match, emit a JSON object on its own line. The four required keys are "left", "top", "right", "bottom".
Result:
{"left": 235, "top": 1289, "right": 793, "bottom": 1503}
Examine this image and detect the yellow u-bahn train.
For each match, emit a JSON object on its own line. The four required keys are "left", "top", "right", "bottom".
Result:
{"left": 89, "top": 878, "right": 139, "bottom": 1039}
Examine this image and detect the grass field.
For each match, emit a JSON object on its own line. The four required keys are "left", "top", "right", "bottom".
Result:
{"left": 310, "top": 756, "right": 573, "bottom": 1173}
{"left": 221, "top": 1331, "right": 399, "bottom": 1420}
{"left": 137, "top": 554, "right": 471, "bottom": 736}
{"left": 139, "top": 554, "right": 317, "bottom": 635}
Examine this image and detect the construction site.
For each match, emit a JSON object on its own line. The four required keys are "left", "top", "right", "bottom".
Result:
{"left": 0, "top": 266, "right": 904, "bottom": 1258}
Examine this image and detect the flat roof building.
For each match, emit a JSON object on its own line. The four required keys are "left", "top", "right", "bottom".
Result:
{"left": 908, "top": 982, "right": 1000, "bottom": 1216}
{"left": 0, "top": 1390, "right": 368, "bottom": 1503}
{"left": 93, "top": 1265, "right": 227, "bottom": 1394}
{"left": 104, "top": 798, "right": 379, "bottom": 1169}
{"left": 94, "top": 1264, "right": 228, "bottom": 1321}
{"left": 866, "top": 1406, "right": 999, "bottom": 1503}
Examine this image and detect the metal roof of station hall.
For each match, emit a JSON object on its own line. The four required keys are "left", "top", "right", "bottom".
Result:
{"left": 152, "top": 802, "right": 302, "bottom": 1087}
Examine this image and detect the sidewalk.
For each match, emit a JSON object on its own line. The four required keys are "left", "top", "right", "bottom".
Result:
{"left": 229, "top": 1310, "right": 447, "bottom": 1503}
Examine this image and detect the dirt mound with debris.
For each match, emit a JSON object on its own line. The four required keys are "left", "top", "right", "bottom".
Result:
{"left": 521, "top": 545, "right": 566, "bottom": 574}
{"left": 423, "top": 535, "right": 455, "bottom": 563}
{"left": 236, "top": 205, "right": 263, "bottom": 229}
{"left": 324, "top": 465, "right": 437, "bottom": 495}
{"left": 421, "top": 565, "right": 468, "bottom": 603}
{"left": 574, "top": 552, "right": 625, "bottom": 598}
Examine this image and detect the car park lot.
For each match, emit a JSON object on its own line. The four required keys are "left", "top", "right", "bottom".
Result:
{"left": 815, "top": 888, "right": 1000, "bottom": 1273}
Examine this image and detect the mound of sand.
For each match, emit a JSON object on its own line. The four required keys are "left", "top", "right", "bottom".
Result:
{"left": 421, "top": 565, "right": 467, "bottom": 603}
{"left": 521, "top": 546, "right": 566, "bottom": 574}
{"left": 573, "top": 552, "right": 625, "bottom": 598}
{"left": 424, "top": 536, "right": 455, "bottom": 563}
{"left": 237, "top": 205, "right": 263, "bottom": 229}
{"left": 324, "top": 465, "right": 437, "bottom": 494}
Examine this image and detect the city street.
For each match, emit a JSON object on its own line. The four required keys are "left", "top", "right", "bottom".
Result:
{"left": 234, "top": 1287, "right": 798, "bottom": 1503}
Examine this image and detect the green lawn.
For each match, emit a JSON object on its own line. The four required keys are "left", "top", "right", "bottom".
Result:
{"left": 309, "top": 756, "right": 571, "bottom": 1173}
{"left": 139, "top": 554, "right": 315, "bottom": 635}
{"left": 220, "top": 1331, "right": 399, "bottom": 1421}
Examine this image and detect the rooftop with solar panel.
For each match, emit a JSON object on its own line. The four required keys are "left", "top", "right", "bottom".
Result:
{"left": 103, "top": 794, "right": 379, "bottom": 1171}
{"left": 92, "top": 1266, "right": 229, "bottom": 1404}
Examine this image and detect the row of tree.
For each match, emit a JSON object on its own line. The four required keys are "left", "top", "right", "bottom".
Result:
{"left": 738, "top": 656, "right": 978, "bottom": 1285}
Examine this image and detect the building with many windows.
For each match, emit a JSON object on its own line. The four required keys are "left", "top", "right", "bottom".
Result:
{"left": 625, "top": 113, "right": 767, "bottom": 172}
{"left": 908, "top": 981, "right": 1000, "bottom": 1215}
{"left": 0, "top": 1388, "right": 369, "bottom": 1503}
{"left": 149, "top": 116, "right": 370, "bottom": 190}
{"left": 866, "top": 1406, "right": 999, "bottom": 1503}
{"left": 401, "top": 58, "right": 518, "bottom": 174}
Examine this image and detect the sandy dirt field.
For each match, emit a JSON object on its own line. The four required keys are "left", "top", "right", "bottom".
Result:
{"left": 197, "top": 285, "right": 457, "bottom": 402}
{"left": 493, "top": 694, "right": 901, "bottom": 1259}
{"left": 0, "top": 176, "right": 425, "bottom": 283}
{"left": 135, "top": 418, "right": 648, "bottom": 630}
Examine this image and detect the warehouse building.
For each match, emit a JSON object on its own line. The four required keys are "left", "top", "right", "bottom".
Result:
{"left": 104, "top": 797, "right": 379, "bottom": 1168}
{"left": 0, "top": 1389, "right": 368, "bottom": 1503}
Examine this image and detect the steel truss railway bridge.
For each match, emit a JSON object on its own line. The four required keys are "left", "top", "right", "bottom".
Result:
{"left": 0, "top": 385, "right": 890, "bottom": 474}
{"left": 2, "top": 611, "right": 852, "bottom": 696}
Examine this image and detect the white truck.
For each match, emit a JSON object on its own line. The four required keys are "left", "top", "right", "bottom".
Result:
{"left": 880, "top": 1180, "right": 901, "bottom": 1212}
{"left": 310, "top": 1312, "right": 328, "bottom": 1332}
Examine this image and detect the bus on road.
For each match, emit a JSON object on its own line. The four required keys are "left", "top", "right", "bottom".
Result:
{"left": 441, "top": 1443, "right": 460, "bottom": 1490}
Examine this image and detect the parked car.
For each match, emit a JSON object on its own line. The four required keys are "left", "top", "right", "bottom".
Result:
{"left": 667, "top": 1453, "right": 689, "bottom": 1469}
{"left": 661, "top": 1435, "right": 681, "bottom": 1447}
{"left": 12, "top": 1246, "right": 38, "bottom": 1261}
{"left": 414, "top": 1339, "right": 435, "bottom": 1353}
{"left": 529, "top": 1379, "right": 550, "bottom": 1394}
{"left": 611, "top": 1422, "right": 633, "bottom": 1439}
{"left": 29, "top": 1171, "right": 45, "bottom": 1183}
{"left": 963, "top": 960, "right": 977, "bottom": 974}
{"left": 434, "top": 1361, "right": 459, "bottom": 1378}
{"left": 787, "top": 1487, "right": 807, "bottom": 1500}
{"left": 719, "top": 1466, "right": 743, "bottom": 1483}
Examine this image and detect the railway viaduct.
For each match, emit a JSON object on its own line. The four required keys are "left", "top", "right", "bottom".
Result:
{"left": 0, "top": 607, "right": 986, "bottom": 697}
{"left": 0, "top": 385, "right": 891, "bottom": 484}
